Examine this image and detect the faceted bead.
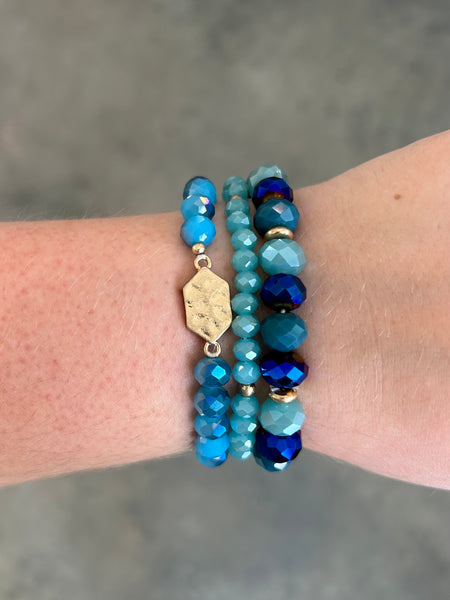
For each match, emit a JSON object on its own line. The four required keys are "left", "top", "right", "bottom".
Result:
{"left": 231, "top": 228, "right": 258, "bottom": 251}
{"left": 260, "top": 313, "right": 308, "bottom": 352}
{"left": 247, "top": 164, "right": 289, "bottom": 197}
{"left": 254, "top": 198, "right": 299, "bottom": 236}
{"left": 232, "top": 315, "right": 260, "bottom": 338}
{"left": 181, "top": 194, "right": 215, "bottom": 220}
{"left": 259, "top": 398, "right": 305, "bottom": 436}
{"left": 253, "top": 446, "right": 292, "bottom": 472}
{"left": 230, "top": 414, "right": 258, "bottom": 435}
{"left": 194, "top": 357, "right": 231, "bottom": 386}
{"left": 183, "top": 176, "right": 217, "bottom": 204}
{"left": 195, "top": 449, "right": 228, "bottom": 467}
{"left": 223, "top": 176, "right": 248, "bottom": 201}
{"left": 231, "top": 293, "right": 258, "bottom": 315}
{"left": 180, "top": 216, "right": 216, "bottom": 247}
{"left": 231, "top": 393, "right": 259, "bottom": 417}
{"left": 255, "top": 427, "right": 302, "bottom": 463}
{"left": 231, "top": 249, "right": 258, "bottom": 272}
{"left": 233, "top": 339, "right": 261, "bottom": 361}
{"left": 194, "top": 386, "right": 230, "bottom": 417}
{"left": 194, "top": 414, "right": 230, "bottom": 439}
{"left": 259, "top": 239, "right": 306, "bottom": 275}
{"left": 252, "top": 177, "right": 294, "bottom": 208}
{"left": 260, "top": 273, "right": 306, "bottom": 311}
{"left": 260, "top": 351, "right": 309, "bottom": 388}
{"left": 225, "top": 197, "right": 249, "bottom": 216}
{"left": 232, "top": 360, "right": 260, "bottom": 384}
{"left": 229, "top": 431, "right": 255, "bottom": 460}
{"left": 195, "top": 433, "right": 230, "bottom": 458}
{"left": 234, "top": 271, "right": 262, "bottom": 293}
{"left": 226, "top": 211, "right": 252, "bottom": 234}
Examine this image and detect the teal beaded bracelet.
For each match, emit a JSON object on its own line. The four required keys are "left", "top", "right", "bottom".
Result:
{"left": 180, "top": 177, "right": 233, "bottom": 468}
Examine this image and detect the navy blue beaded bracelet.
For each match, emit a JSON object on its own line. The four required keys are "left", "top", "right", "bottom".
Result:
{"left": 180, "top": 177, "right": 233, "bottom": 468}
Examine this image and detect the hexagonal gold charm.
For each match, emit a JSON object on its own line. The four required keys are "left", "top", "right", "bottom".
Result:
{"left": 183, "top": 267, "right": 232, "bottom": 343}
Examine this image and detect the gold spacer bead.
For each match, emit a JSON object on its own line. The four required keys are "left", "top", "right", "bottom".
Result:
{"left": 192, "top": 242, "right": 206, "bottom": 255}
{"left": 230, "top": 194, "right": 245, "bottom": 200}
{"left": 264, "top": 227, "right": 294, "bottom": 240}
{"left": 269, "top": 387, "right": 298, "bottom": 403}
{"left": 240, "top": 384, "right": 256, "bottom": 397}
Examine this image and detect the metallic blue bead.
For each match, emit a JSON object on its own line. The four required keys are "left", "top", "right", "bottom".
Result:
{"left": 255, "top": 427, "right": 302, "bottom": 463}
{"left": 194, "top": 414, "right": 230, "bottom": 439}
{"left": 233, "top": 339, "right": 261, "bottom": 361}
{"left": 225, "top": 197, "right": 249, "bottom": 216}
{"left": 260, "top": 312, "right": 307, "bottom": 352}
{"left": 231, "top": 228, "right": 258, "bottom": 251}
{"left": 259, "top": 239, "right": 306, "bottom": 275}
{"left": 232, "top": 315, "right": 260, "bottom": 338}
{"left": 252, "top": 177, "right": 294, "bottom": 208}
{"left": 181, "top": 194, "right": 215, "bottom": 220}
{"left": 229, "top": 431, "right": 255, "bottom": 460}
{"left": 230, "top": 414, "right": 258, "bottom": 435}
{"left": 232, "top": 360, "right": 260, "bottom": 384}
{"left": 231, "top": 293, "right": 258, "bottom": 315}
{"left": 247, "top": 165, "right": 289, "bottom": 197}
{"left": 234, "top": 271, "right": 262, "bottom": 293}
{"left": 194, "top": 386, "right": 230, "bottom": 417}
{"left": 195, "top": 433, "right": 230, "bottom": 458}
{"left": 195, "top": 448, "right": 228, "bottom": 467}
{"left": 223, "top": 176, "right": 248, "bottom": 201}
{"left": 260, "top": 351, "right": 309, "bottom": 388}
{"left": 194, "top": 357, "right": 231, "bottom": 386}
{"left": 253, "top": 446, "right": 292, "bottom": 472}
{"left": 231, "top": 249, "right": 258, "bottom": 272}
{"left": 226, "top": 211, "right": 252, "bottom": 233}
{"left": 260, "top": 273, "right": 306, "bottom": 311}
{"left": 183, "top": 176, "right": 217, "bottom": 204}
{"left": 180, "top": 216, "right": 216, "bottom": 247}
{"left": 254, "top": 198, "right": 299, "bottom": 236}
{"left": 231, "top": 394, "right": 259, "bottom": 417}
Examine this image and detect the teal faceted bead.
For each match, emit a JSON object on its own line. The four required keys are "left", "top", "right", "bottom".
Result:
{"left": 259, "top": 238, "right": 306, "bottom": 275}
{"left": 183, "top": 176, "right": 217, "bottom": 204}
{"left": 194, "top": 357, "right": 231, "bottom": 386}
{"left": 229, "top": 431, "right": 255, "bottom": 460}
{"left": 195, "top": 433, "right": 230, "bottom": 458}
{"left": 234, "top": 271, "right": 262, "bottom": 293}
{"left": 226, "top": 211, "right": 252, "bottom": 233}
{"left": 194, "top": 386, "right": 230, "bottom": 417}
{"left": 181, "top": 194, "right": 215, "bottom": 220}
{"left": 254, "top": 198, "right": 299, "bottom": 236}
{"left": 231, "top": 293, "right": 258, "bottom": 315}
{"left": 231, "top": 249, "right": 258, "bottom": 272}
{"left": 195, "top": 449, "right": 227, "bottom": 467}
{"left": 232, "top": 360, "right": 260, "bottom": 384}
{"left": 247, "top": 164, "right": 289, "bottom": 197}
{"left": 232, "top": 315, "right": 260, "bottom": 338}
{"left": 231, "top": 393, "right": 259, "bottom": 417}
{"left": 259, "top": 398, "right": 305, "bottom": 436}
{"left": 231, "top": 228, "right": 258, "bottom": 251}
{"left": 180, "top": 216, "right": 216, "bottom": 247}
{"left": 194, "top": 414, "right": 229, "bottom": 439}
{"left": 225, "top": 197, "right": 249, "bottom": 216}
{"left": 233, "top": 339, "right": 261, "bottom": 361}
{"left": 230, "top": 414, "right": 258, "bottom": 435}
{"left": 260, "top": 312, "right": 308, "bottom": 352}
{"left": 223, "top": 176, "right": 248, "bottom": 201}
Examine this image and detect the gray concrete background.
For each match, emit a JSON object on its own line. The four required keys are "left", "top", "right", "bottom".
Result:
{"left": 0, "top": 1, "right": 449, "bottom": 599}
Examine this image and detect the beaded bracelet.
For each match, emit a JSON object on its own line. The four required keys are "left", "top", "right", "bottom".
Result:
{"left": 247, "top": 165, "right": 309, "bottom": 472}
{"left": 180, "top": 177, "right": 233, "bottom": 467}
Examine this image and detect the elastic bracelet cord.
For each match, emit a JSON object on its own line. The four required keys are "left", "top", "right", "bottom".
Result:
{"left": 180, "top": 177, "right": 233, "bottom": 468}
{"left": 222, "top": 177, "right": 261, "bottom": 461}
{"left": 246, "top": 165, "right": 309, "bottom": 472}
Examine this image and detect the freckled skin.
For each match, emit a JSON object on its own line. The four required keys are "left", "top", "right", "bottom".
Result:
{"left": 0, "top": 131, "right": 449, "bottom": 488}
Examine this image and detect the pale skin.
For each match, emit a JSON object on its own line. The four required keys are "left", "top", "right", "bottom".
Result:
{"left": 0, "top": 131, "right": 448, "bottom": 489}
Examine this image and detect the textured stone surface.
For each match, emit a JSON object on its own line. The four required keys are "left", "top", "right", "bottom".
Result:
{"left": 0, "top": 2, "right": 449, "bottom": 600}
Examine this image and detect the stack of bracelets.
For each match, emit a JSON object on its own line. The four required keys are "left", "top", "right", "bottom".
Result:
{"left": 180, "top": 165, "right": 309, "bottom": 472}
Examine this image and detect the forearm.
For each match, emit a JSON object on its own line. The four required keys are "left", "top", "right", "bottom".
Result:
{"left": 0, "top": 132, "right": 448, "bottom": 488}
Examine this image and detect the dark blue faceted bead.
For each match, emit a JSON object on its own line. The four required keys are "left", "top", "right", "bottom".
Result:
{"left": 260, "top": 273, "right": 306, "bottom": 311}
{"left": 252, "top": 177, "right": 293, "bottom": 209}
{"left": 254, "top": 198, "right": 300, "bottom": 236}
{"left": 255, "top": 427, "right": 302, "bottom": 463}
{"left": 260, "top": 351, "right": 309, "bottom": 388}
{"left": 253, "top": 445, "right": 292, "bottom": 472}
